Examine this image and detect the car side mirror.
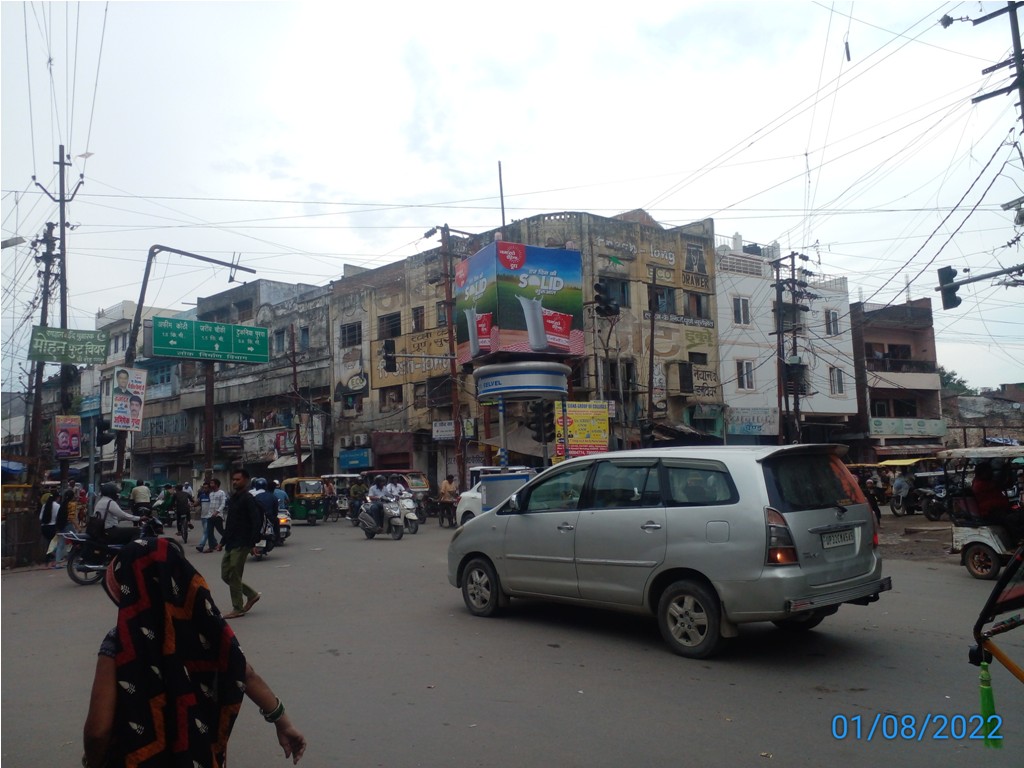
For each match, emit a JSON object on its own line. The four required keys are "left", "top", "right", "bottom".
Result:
{"left": 507, "top": 493, "right": 520, "bottom": 512}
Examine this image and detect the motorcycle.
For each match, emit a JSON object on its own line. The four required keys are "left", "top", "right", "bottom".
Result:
{"left": 63, "top": 518, "right": 181, "bottom": 585}
{"left": 921, "top": 485, "right": 948, "bottom": 521}
{"left": 889, "top": 488, "right": 922, "bottom": 516}
{"left": 347, "top": 495, "right": 367, "bottom": 527}
{"left": 356, "top": 497, "right": 405, "bottom": 540}
{"left": 398, "top": 492, "right": 421, "bottom": 534}
{"left": 252, "top": 510, "right": 283, "bottom": 561}
{"left": 276, "top": 508, "right": 292, "bottom": 544}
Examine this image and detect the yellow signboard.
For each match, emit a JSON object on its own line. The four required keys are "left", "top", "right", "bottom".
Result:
{"left": 555, "top": 401, "right": 610, "bottom": 458}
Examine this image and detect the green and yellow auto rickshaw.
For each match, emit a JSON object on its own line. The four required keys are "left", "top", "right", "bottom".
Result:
{"left": 280, "top": 477, "right": 323, "bottom": 525}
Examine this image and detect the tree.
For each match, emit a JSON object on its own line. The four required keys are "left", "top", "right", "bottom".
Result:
{"left": 938, "top": 366, "right": 977, "bottom": 396}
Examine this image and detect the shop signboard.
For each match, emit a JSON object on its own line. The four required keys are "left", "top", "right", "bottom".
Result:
{"left": 554, "top": 401, "right": 610, "bottom": 457}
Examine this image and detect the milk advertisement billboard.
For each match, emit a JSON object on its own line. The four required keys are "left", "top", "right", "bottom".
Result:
{"left": 455, "top": 241, "right": 583, "bottom": 364}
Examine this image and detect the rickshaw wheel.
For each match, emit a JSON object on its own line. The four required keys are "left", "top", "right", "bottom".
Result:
{"left": 964, "top": 543, "right": 1001, "bottom": 580}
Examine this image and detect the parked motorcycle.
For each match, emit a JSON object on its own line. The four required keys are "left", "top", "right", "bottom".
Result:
{"left": 356, "top": 497, "right": 404, "bottom": 540}
{"left": 63, "top": 518, "right": 180, "bottom": 585}
{"left": 921, "top": 485, "right": 947, "bottom": 521}
{"left": 889, "top": 489, "right": 922, "bottom": 516}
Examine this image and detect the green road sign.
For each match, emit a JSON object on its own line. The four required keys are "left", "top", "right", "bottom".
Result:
{"left": 150, "top": 317, "right": 269, "bottom": 363}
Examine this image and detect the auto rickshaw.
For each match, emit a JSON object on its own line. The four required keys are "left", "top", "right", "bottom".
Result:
{"left": 280, "top": 477, "right": 323, "bottom": 525}
{"left": 941, "top": 446, "right": 1024, "bottom": 580}
{"left": 877, "top": 456, "right": 943, "bottom": 517}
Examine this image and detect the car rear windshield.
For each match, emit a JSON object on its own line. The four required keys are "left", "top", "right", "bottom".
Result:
{"left": 762, "top": 453, "right": 864, "bottom": 513}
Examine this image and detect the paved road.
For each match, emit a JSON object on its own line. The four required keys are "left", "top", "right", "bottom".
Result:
{"left": 3, "top": 519, "right": 1022, "bottom": 768}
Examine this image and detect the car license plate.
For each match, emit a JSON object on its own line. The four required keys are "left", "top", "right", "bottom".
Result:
{"left": 821, "top": 529, "right": 855, "bottom": 549}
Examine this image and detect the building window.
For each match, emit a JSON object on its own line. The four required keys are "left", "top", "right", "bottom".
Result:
{"left": 339, "top": 321, "right": 362, "bottom": 348}
{"left": 602, "top": 359, "right": 636, "bottom": 401}
{"left": 825, "top": 309, "right": 840, "bottom": 336}
{"left": 342, "top": 393, "right": 363, "bottom": 413}
{"left": 689, "top": 352, "right": 708, "bottom": 366}
{"left": 872, "top": 400, "right": 889, "bottom": 418}
{"left": 736, "top": 360, "right": 755, "bottom": 390}
{"left": 379, "top": 312, "right": 402, "bottom": 339}
{"left": 412, "top": 306, "right": 425, "bottom": 332}
{"left": 683, "top": 291, "right": 711, "bottom": 319}
{"left": 380, "top": 384, "right": 403, "bottom": 413}
{"left": 685, "top": 244, "right": 707, "bottom": 274}
{"left": 650, "top": 286, "right": 676, "bottom": 314}
{"left": 112, "top": 336, "right": 120, "bottom": 353}
{"left": 829, "top": 367, "right": 845, "bottom": 394}
{"left": 150, "top": 364, "right": 172, "bottom": 386}
{"left": 274, "top": 329, "right": 286, "bottom": 355}
{"left": 599, "top": 277, "right": 630, "bottom": 308}
{"left": 733, "top": 297, "right": 750, "bottom": 325}
{"left": 436, "top": 301, "right": 450, "bottom": 328}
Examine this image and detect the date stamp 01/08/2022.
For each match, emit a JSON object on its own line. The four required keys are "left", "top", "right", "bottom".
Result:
{"left": 831, "top": 713, "right": 1003, "bottom": 742}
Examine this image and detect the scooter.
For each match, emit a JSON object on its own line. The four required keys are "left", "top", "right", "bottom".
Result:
{"left": 398, "top": 492, "right": 421, "bottom": 534}
{"left": 63, "top": 518, "right": 179, "bottom": 585}
{"left": 252, "top": 514, "right": 278, "bottom": 560}
{"left": 276, "top": 508, "right": 292, "bottom": 544}
{"left": 356, "top": 497, "right": 405, "bottom": 540}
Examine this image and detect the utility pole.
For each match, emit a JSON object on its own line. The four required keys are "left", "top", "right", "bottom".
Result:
{"left": 291, "top": 325, "right": 304, "bottom": 476}
{"left": 955, "top": 3, "right": 1024, "bottom": 132}
{"left": 771, "top": 258, "right": 788, "bottom": 444}
{"left": 34, "top": 146, "right": 84, "bottom": 489}
{"left": 26, "top": 223, "right": 57, "bottom": 492}
{"left": 646, "top": 271, "right": 657, "bottom": 426}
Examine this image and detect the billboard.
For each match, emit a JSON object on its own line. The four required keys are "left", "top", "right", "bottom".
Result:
{"left": 554, "top": 401, "right": 610, "bottom": 457}
{"left": 454, "top": 241, "right": 584, "bottom": 364}
{"left": 53, "top": 415, "right": 83, "bottom": 459}
{"left": 111, "top": 367, "right": 148, "bottom": 432}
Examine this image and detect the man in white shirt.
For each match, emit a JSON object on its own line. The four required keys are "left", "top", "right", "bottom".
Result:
{"left": 208, "top": 478, "right": 228, "bottom": 552}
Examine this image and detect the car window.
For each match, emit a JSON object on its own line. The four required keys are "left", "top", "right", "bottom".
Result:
{"left": 522, "top": 464, "right": 590, "bottom": 513}
{"left": 762, "top": 453, "right": 862, "bottom": 512}
{"left": 663, "top": 461, "right": 737, "bottom": 505}
{"left": 588, "top": 461, "right": 662, "bottom": 508}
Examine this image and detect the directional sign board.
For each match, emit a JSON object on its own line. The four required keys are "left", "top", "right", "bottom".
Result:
{"left": 149, "top": 317, "right": 270, "bottom": 363}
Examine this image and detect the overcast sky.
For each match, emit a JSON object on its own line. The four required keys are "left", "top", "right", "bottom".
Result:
{"left": 3, "top": 1, "right": 1023, "bottom": 393}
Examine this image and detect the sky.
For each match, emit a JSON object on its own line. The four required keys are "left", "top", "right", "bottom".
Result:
{"left": 3, "top": 1, "right": 1023, "bottom": 394}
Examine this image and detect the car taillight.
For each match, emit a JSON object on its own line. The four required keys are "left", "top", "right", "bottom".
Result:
{"left": 765, "top": 507, "right": 799, "bottom": 565}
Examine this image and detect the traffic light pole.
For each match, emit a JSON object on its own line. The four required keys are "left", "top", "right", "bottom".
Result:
{"left": 934, "top": 262, "right": 1024, "bottom": 308}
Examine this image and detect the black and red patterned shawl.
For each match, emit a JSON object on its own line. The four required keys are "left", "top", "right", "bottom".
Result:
{"left": 103, "top": 538, "right": 247, "bottom": 767}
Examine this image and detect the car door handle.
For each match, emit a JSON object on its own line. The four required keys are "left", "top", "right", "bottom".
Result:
{"left": 557, "top": 523, "right": 575, "bottom": 532}
{"left": 640, "top": 522, "right": 662, "bottom": 531}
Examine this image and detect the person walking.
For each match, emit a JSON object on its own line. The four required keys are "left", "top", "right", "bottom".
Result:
{"left": 195, "top": 481, "right": 216, "bottom": 553}
{"left": 82, "top": 538, "right": 306, "bottom": 767}
{"left": 52, "top": 489, "right": 77, "bottom": 567}
{"left": 221, "top": 469, "right": 264, "bottom": 619}
{"left": 173, "top": 484, "right": 193, "bottom": 540}
{"left": 208, "top": 477, "right": 227, "bottom": 551}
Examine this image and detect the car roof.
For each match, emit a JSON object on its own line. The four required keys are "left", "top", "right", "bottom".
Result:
{"left": 553, "top": 443, "right": 848, "bottom": 468}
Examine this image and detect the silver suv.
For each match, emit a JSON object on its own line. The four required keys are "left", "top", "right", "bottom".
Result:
{"left": 447, "top": 444, "right": 891, "bottom": 658}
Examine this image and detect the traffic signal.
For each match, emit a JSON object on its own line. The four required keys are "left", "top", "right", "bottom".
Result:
{"left": 382, "top": 338, "right": 397, "bottom": 372}
{"left": 593, "top": 281, "right": 620, "bottom": 317}
{"left": 639, "top": 419, "right": 654, "bottom": 448}
{"left": 542, "top": 401, "right": 556, "bottom": 442}
{"left": 937, "top": 266, "right": 962, "bottom": 310}
{"left": 95, "top": 418, "right": 116, "bottom": 447}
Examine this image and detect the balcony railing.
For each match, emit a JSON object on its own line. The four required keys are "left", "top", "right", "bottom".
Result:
{"left": 865, "top": 358, "right": 936, "bottom": 374}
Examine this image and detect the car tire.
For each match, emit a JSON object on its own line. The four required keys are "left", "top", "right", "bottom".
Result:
{"left": 772, "top": 610, "right": 827, "bottom": 632}
{"left": 460, "top": 512, "right": 475, "bottom": 527}
{"left": 964, "top": 543, "right": 1001, "bottom": 580}
{"left": 461, "top": 557, "right": 504, "bottom": 617}
{"left": 657, "top": 580, "right": 721, "bottom": 659}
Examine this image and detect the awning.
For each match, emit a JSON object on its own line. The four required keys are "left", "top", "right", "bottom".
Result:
{"left": 70, "top": 460, "right": 89, "bottom": 470}
{"left": 267, "top": 453, "right": 311, "bottom": 469}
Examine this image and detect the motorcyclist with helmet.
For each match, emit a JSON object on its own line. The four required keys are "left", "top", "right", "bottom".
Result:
{"left": 385, "top": 474, "right": 405, "bottom": 499}
{"left": 92, "top": 482, "right": 143, "bottom": 544}
{"left": 366, "top": 475, "right": 388, "bottom": 529}
{"left": 250, "top": 478, "right": 280, "bottom": 543}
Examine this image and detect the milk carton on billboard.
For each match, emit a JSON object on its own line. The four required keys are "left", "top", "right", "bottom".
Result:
{"left": 455, "top": 241, "right": 583, "bottom": 364}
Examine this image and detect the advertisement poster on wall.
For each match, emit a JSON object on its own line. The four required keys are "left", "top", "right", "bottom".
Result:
{"left": 53, "top": 415, "right": 83, "bottom": 459}
{"left": 554, "top": 401, "right": 610, "bottom": 458}
{"left": 110, "top": 366, "right": 147, "bottom": 432}
{"left": 454, "top": 241, "right": 584, "bottom": 364}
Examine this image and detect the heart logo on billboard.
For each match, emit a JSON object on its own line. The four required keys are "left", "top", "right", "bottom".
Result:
{"left": 455, "top": 260, "right": 469, "bottom": 288}
{"left": 498, "top": 243, "right": 526, "bottom": 270}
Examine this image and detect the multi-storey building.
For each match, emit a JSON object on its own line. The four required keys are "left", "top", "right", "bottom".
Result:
{"left": 847, "top": 298, "right": 945, "bottom": 460}
{"left": 714, "top": 234, "right": 858, "bottom": 444}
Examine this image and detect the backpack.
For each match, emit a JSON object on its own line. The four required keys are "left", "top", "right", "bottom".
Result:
{"left": 86, "top": 498, "right": 112, "bottom": 539}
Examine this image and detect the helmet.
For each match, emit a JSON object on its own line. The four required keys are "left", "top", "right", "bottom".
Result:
{"left": 374, "top": 475, "right": 386, "bottom": 485}
{"left": 252, "top": 477, "right": 268, "bottom": 491}
{"left": 100, "top": 482, "right": 119, "bottom": 499}
{"left": 273, "top": 479, "right": 280, "bottom": 487}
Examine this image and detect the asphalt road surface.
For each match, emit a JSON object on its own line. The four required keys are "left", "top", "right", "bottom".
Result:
{"left": 3, "top": 518, "right": 1022, "bottom": 768}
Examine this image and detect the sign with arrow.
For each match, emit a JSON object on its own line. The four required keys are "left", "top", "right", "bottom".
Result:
{"left": 149, "top": 317, "right": 269, "bottom": 363}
